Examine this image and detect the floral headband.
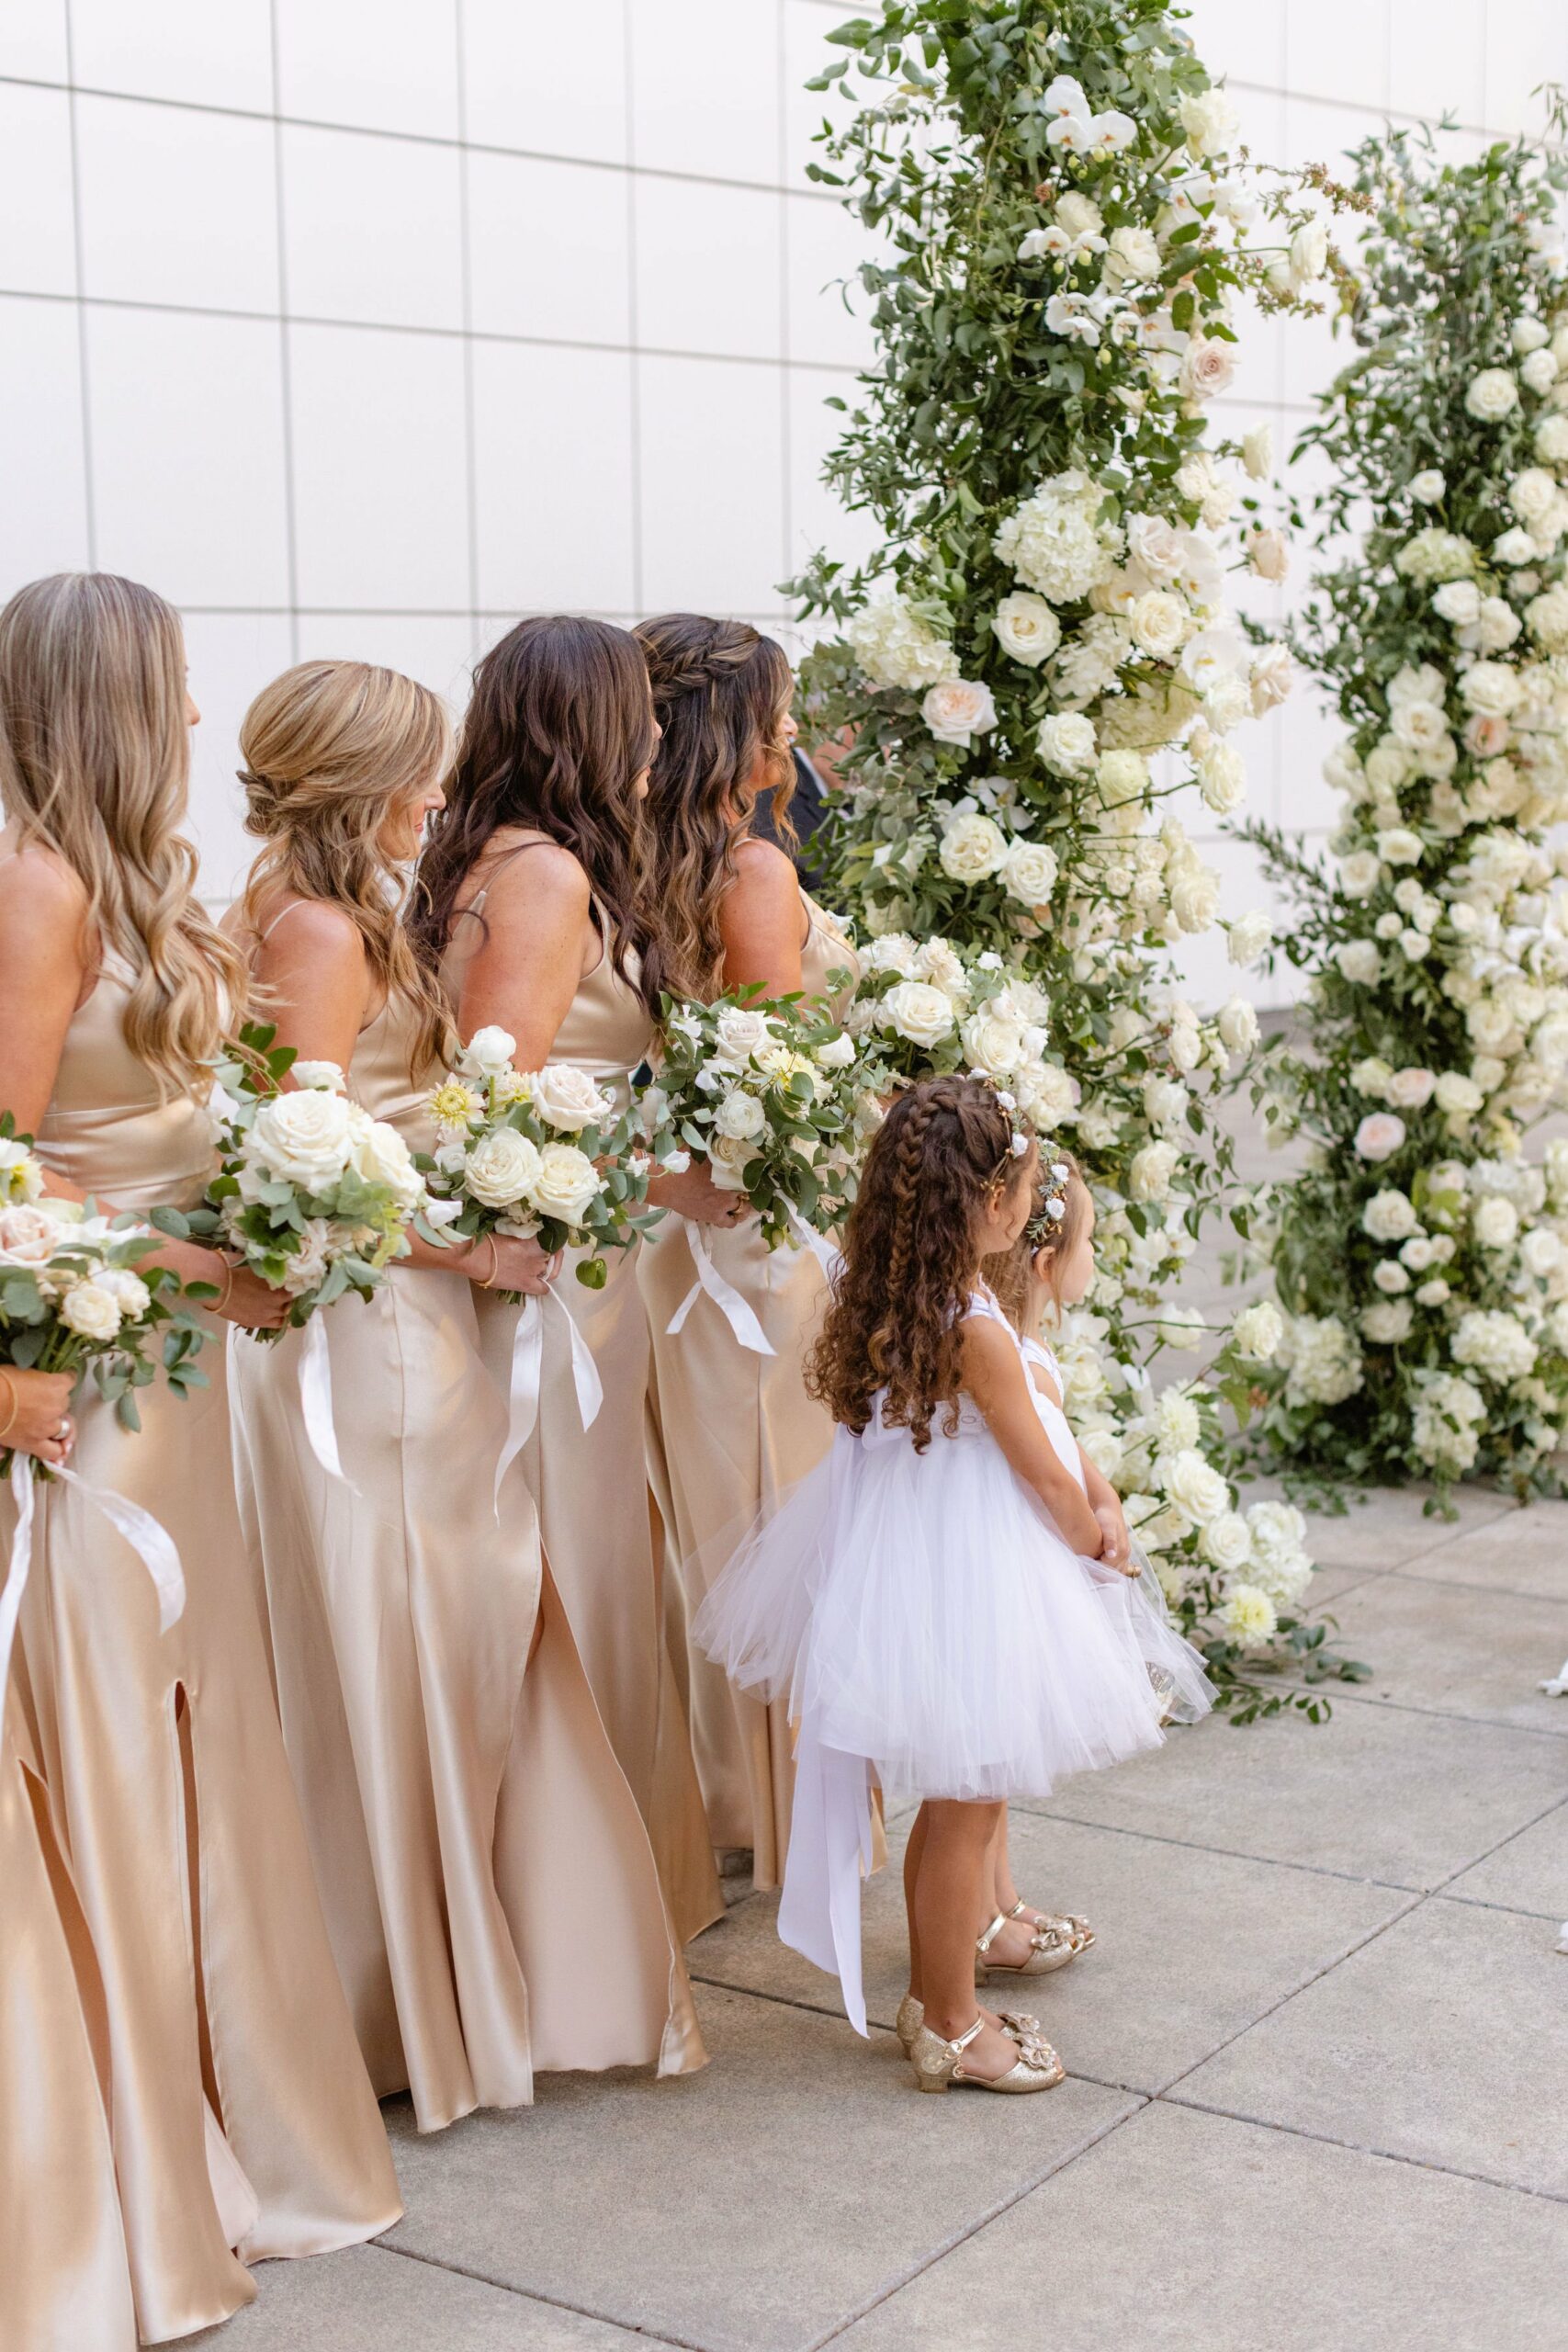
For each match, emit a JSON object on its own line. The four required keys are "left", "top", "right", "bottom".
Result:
{"left": 1024, "top": 1153, "right": 1073, "bottom": 1249}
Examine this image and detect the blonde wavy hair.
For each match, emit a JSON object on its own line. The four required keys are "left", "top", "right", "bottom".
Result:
{"left": 238, "top": 660, "right": 456, "bottom": 1078}
{"left": 0, "top": 571, "right": 245, "bottom": 1098}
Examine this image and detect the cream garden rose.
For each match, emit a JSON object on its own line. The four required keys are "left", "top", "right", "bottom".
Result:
{"left": 530, "top": 1142, "right": 604, "bottom": 1225}
{"left": 922, "top": 678, "right": 998, "bottom": 747}
{"left": 464, "top": 1127, "right": 545, "bottom": 1209}
{"left": 251, "top": 1090, "right": 355, "bottom": 1192}
{"left": 991, "top": 592, "right": 1061, "bottom": 667}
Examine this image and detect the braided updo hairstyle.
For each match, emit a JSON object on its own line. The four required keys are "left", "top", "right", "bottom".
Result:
{"left": 808, "top": 1075, "right": 1035, "bottom": 1453}
{"left": 633, "top": 614, "right": 795, "bottom": 997}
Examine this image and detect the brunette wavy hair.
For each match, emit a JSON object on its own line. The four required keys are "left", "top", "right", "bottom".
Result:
{"left": 237, "top": 660, "right": 456, "bottom": 1080}
{"left": 983, "top": 1150, "right": 1090, "bottom": 1332}
{"left": 633, "top": 615, "right": 795, "bottom": 996}
{"left": 408, "top": 615, "right": 664, "bottom": 1014}
{"left": 808, "top": 1075, "right": 1034, "bottom": 1452}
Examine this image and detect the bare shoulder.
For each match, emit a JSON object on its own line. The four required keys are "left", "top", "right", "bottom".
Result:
{"left": 730, "top": 831, "right": 799, "bottom": 900}
{"left": 482, "top": 831, "right": 592, "bottom": 919}
{"left": 254, "top": 895, "right": 367, "bottom": 974}
{"left": 958, "top": 1311, "right": 1027, "bottom": 1397}
{"left": 0, "top": 841, "right": 91, "bottom": 968}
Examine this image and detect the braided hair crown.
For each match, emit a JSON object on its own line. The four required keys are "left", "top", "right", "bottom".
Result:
{"left": 639, "top": 614, "right": 763, "bottom": 716}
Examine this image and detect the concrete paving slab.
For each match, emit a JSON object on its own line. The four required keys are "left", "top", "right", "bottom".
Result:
{"left": 186, "top": 2245, "right": 647, "bottom": 2351}
{"left": 1301, "top": 1576, "right": 1568, "bottom": 1737}
{"left": 1282, "top": 1481, "right": 1517, "bottom": 1570}
{"left": 1389, "top": 1498, "right": 1568, "bottom": 1600}
{"left": 381, "top": 1985, "right": 1137, "bottom": 2352}
{"left": 834, "top": 2101, "right": 1568, "bottom": 2352}
{"left": 692, "top": 1813, "right": 1410, "bottom": 2096}
{"left": 1024, "top": 1692, "right": 1568, "bottom": 1891}
{"left": 1179, "top": 1897, "right": 1568, "bottom": 2196}
{"left": 1445, "top": 1797, "right": 1568, "bottom": 1923}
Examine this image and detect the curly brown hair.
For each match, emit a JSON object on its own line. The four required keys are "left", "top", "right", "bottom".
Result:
{"left": 808, "top": 1075, "right": 1033, "bottom": 1452}
{"left": 632, "top": 615, "right": 795, "bottom": 996}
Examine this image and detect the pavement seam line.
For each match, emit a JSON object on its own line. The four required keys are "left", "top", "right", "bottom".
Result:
{"left": 367, "top": 2240, "right": 706, "bottom": 2351}
{"left": 1158, "top": 2092, "right": 1568, "bottom": 2207}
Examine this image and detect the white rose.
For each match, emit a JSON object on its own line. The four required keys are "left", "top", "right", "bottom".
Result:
{"left": 1361, "top": 1299, "right": 1414, "bottom": 1345}
{"left": 1520, "top": 1227, "right": 1562, "bottom": 1277}
{"left": 279, "top": 1217, "right": 333, "bottom": 1298}
{"left": 1521, "top": 346, "right": 1558, "bottom": 395}
{"left": 712, "top": 1007, "right": 773, "bottom": 1065}
{"left": 1434, "top": 1071, "right": 1483, "bottom": 1117}
{"left": 1472, "top": 1195, "right": 1518, "bottom": 1248}
{"left": 1242, "top": 424, "right": 1273, "bottom": 481}
{"left": 1385, "top": 1067, "right": 1436, "bottom": 1111}
{"left": 939, "top": 811, "right": 1010, "bottom": 882}
{"left": 96, "top": 1266, "right": 152, "bottom": 1318}
{"left": 1195, "top": 740, "right": 1247, "bottom": 813}
{"left": 922, "top": 678, "right": 998, "bottom": 747}
{"left": 1465, "top": 368, "right": 1519, "bottom": 422}
{"left": 251, "top": 1090, "right": 355, "bottom": 1193}
{"left": 1514, "top": 316, "right": 1550, "bottom": 354}
{"left": 528, "top": 1064, "right": 613, "bottom": 1133}
{"left": 290, "top": 1059, "right": 347, "bottom": 1093}
{"left": 1289, "top": 220, "right": 1328, "bottom": 287}
{"left": 1201, "top": 1510, "right": 1254, "bottom": 1574}
{"left": 1249, "top": 644, "right": 1292, "bottom": 716}
{"left": 713, "top": 1089, "right": 766, "bottom": 1141}
{"left": 1172, "top": 869, "right": 1221, "bottom": 933}
{"left": 1246, "top": 527, "right": 1290, "bottom": 582}
{"left": 1107, "top": 223, "right": 1162, "bottom": 284}
{"left": 880, "top": 981, "right": 956, "bottom": 1049}
{"left": 1433, "top": 579, "right": 1482, "bottom": 627}
{"left": 1179, "top": 337, "right": 1235, "bottom": 401}
{"left": 1129, "top": 590, "right": 1187, "bottom": 659}
{"left": 465, "top": 1127, "right": 545, "bottom": 1209}
{"left": 1232, "top": 1300, "right": 1283, "bottom": 1360}
{"left": 1218, "top": 996, "right": 1258, "bottom": 1056}
{"left": 705, "top": 1131, "right": 755, "bottom": 1193}
{"left": 1492, "top": 527, "right": 1538, "bottom": 567}
{"left": 528, "top": 1142, "right": 605, "bottom": 1226}
{"left": 1178, "top": 86, "right": 1237, "bottom": 159}
{"left": 815, "top": 1032, "right": 856, "bottom": 1070}
{"left": 1160, "top": 1447, "right": 1230, "bottom": 1525}
{"left": 1227, "top": 910, "right": 1271, "bottom": 965}
{"left": 1337, "top": 940, "right": 1382, "bottom": 984}
{"left": 962, "top": 1010, "right": 1026, "bottom": 1080}
{"left": 1510, "top": 466, "right": 1558, "bottom": 525}
{"left": 1338, "top": 851, "right": 1382, "bottom": 899}
{"left": 459, "top": 1025, "right": 517, "bottom": 1077}
{"left": 1373, "top": 1260, "right": 1410, "bottom": 1295}
{"left": 1037, "top": 711, "right": 1098, "bottom": 775}
{"left": 59, "top": 1281, "right": 123, "bottom": 1341}
{"left": 1537, "top": 413, "right": 1568, "bottom": 463}
{"left": 1364, "top": 1190, "right": 1417, "bottom": 1242}
{"left": 1129, "top": 1140, "right": 1179, "bottom": 1202}
{"left": 1376, "top": 828, "right": 1423, "bottom": 867}
{"left": 1355, "top": 1114, "right": 1406, "bottom": 1162}
{"left": 1001, "top": 838, "right": 1059, "bottom": 905}
{"left": 1409, "top": 469, "right": 1445, "bottom": 503}
{"left": 1459, "top": 662, "right": 1519, "bottom": 717}
{"left": 349, "top": 1114, "right": 423, "bottom": 1210}
{"left": 992, "top": 592, "right": 1061, "bottom": 667}
{"left": 1126, "top": 514, "right": 1181, "bottom": 582}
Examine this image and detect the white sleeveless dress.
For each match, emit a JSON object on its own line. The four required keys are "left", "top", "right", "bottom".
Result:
{"left": 695, "top": 1286, "right": 1209, "bottom": 2029}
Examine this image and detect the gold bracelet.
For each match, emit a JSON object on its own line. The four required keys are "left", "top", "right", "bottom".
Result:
{"left": 477, "top": 1234, "right": 501, "bottom": 1290}
{"left": 215, "top": 1260, "right": 235, "bottom": 1313}
{"left": 0, "top": 1369, "right": 17, "bottom": 1443}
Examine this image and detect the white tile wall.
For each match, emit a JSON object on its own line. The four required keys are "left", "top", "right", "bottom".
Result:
{"left": 0, "top": 0, "right": 1563, "bottom": 973}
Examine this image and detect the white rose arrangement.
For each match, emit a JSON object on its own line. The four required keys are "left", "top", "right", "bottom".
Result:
{"left": 180, "top": 1023, "right": 433, "bottom": 1338}
{"left": 644, "top": 985, "right": 872, "bottom": 1250}
{"left": 1245, "top": 116, "right": 1568, "bottom": 1501}
{"left": 0, "top": 1117, "right": 208, "bottom": 1459}
{"left": 418, "top": 1026, "right": 656, "bottom": 1296}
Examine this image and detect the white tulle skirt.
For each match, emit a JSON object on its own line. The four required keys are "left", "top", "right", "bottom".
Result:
{"left": 694, "top": 1416, "right": 1212, "bottom": 1808}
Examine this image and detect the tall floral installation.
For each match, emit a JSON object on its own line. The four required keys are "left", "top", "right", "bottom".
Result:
{"left": 1246, "top": 122, "right": 1568, "bottom": 1505}
{"left": 793, "top": 0, "right": 1362, "bottom": 1713}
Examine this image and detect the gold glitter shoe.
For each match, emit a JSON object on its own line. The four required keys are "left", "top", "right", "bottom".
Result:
{"left": 1009, "top": 1897, "right": 1095, "bottom": 1953}
{"left": 975, "top": 1909, "right": 1082, "bottom": 1982}
{"left": 895, "top": 1993, "right": 1045, "bottom": 2055}
{"left": 908, "top": 2016, "right": 1065, "bottom": 2095}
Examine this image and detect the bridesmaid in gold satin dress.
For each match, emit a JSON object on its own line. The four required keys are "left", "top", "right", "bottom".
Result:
{"left": 0, "top": 575, "right": 400, "bottom": 2346}
{"left": 226, "top": 658, "right": 705, "bottom": 2126}
{"left": 633, "top": 618, "right": 861, "bottom": 1887}
{"left": 411, "top": 616, "right": 728, "bottom": 1947}
{"left": 1, "top": 1372, "right": 138, "bottom": 2352}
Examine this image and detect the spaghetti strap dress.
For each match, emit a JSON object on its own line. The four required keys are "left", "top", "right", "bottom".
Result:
{"left": 443, "top": 841, "right": 722, "bottom": 1947}
{"left": 229, "top": 933, "right": 706, "bottom": 2125}
{"left": 0, "top": 927, "right": 400, "bottom": 2345}
{"left": 640, "top": 892, "right": 861, "bottom": 1884}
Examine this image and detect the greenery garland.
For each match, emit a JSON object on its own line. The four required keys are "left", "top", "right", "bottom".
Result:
{"left": 792, "top": 0, "right": 1363, "bottom": 1713}
{"left": 1246, "top": 121, "right": 1568, "bottom": 1504}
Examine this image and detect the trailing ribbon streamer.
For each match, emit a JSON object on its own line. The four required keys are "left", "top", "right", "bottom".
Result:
{"left": 2, "top": 1452, "right": 186, "bottom": 1693}
{"left": 494, "top": 1279, "right": 604, "bottom": 1510}
{"left": 784, "top": 1203, "right": 841, "bottom": 1283}
{"left": 666, "top": 1218, "right": 775, "bottom": 1356}
{"left": 299, "top": 1312, "right": 356, "bottom": 1489}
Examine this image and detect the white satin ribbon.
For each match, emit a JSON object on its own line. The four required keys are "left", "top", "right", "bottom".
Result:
{"left": 784, "top": 1203, "right": 840, "bottom": 1282}
{"left": 494, "top": 1280, "right": 604, "bottom": 1510}
{"left": 777, "top": 1724, "right": 876, "bottom": 2037}
{"left": 2, "top": 1452, "right": 186, "bottom": 1694}
{"left": 666, "top": 1219, "right": 775, "bottom": 1356}
{"left": 299, "top": 1312, "right": 357, "bottom": 1490}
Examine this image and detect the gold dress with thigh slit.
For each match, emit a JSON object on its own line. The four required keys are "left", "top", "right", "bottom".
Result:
{"left": 1, "top": 945, "right": 400, "bottom": 2346}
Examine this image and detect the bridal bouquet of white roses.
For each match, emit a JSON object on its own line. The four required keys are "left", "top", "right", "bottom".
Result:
{"left": 420, "top": 1024, "right": 658, "bottom": 1295}
{"left": 180, "top": 1025, "right": 429, "bottom": 1339}
{"left": 646, "top": 989, "right": 872, "bottom": 1249}
{"left": 0, "top": 1117, "right": 206, "bottom": 1460}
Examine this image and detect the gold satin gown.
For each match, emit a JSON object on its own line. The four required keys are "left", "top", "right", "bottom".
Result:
{"left": 228, "top": 980, "right": 706, "bottom": 2126}
{"left": 0, "top": 1714, "right": 136, "bottom": 2352}
{"left": 444, "top": 854, "right": 723, "bottom": 1949}
{"left": 640, "top": 896, "right": 861, "bottom": 1886}
{"left": 1, "top": 946, "right": 400, "bottom": 2346}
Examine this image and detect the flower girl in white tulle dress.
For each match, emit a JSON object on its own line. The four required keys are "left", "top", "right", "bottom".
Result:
{"left": 696, "top": 1075, "right": 1210, "bottom": 2095}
